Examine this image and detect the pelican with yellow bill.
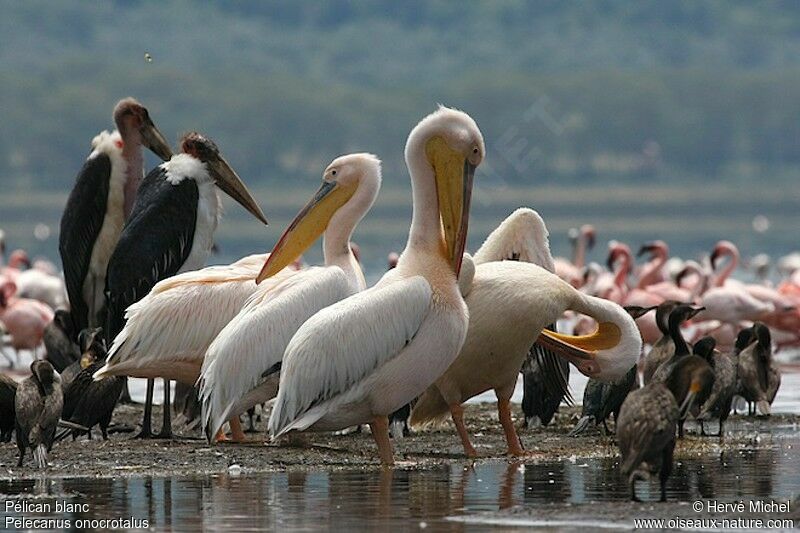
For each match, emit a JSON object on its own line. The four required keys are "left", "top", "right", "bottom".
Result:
{"left": 411, "top": 208, "right": 642, "bottom": 458}
{"left": 199, "top": 153, "right": 382, "bottom": 442}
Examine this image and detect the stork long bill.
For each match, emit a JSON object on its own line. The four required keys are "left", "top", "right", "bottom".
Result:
{"left": 140, "top": 116, "right": 173, "bottom": 161}
{"left": 256, "top": 179, "right": 356, "bottom": 283}
{"left": 208, "top": 156, "right": 268, "bottom": 225}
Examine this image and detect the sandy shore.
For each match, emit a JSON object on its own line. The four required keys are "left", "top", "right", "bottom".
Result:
{"left": 1, "top": 403, "right": 797, "bottom": 480}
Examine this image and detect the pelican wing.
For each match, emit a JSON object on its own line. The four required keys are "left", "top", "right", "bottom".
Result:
{"left": 269, "top": 276, "right": 432, "bottom": 437}
{"left": 199, "top": 266, "right": 355, "bottom": 438}
{"left": 59, "top": 152, "right": 112, "bottom": 333}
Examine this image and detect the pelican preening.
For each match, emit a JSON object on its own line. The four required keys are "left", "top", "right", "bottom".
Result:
{"left": 59, "top": 98, "right": 172, "bottom": 335}
{"left": 94, "top": 131, "right": 267, "bottom": 439}
{"left": 199, "top": 153, "right": 382, "bottom": 442}
{"left": 267, "top": 107, "right": 481, "bottom": 465}
{"left": 411, "top": 258, "right": 641, "bottom": 457}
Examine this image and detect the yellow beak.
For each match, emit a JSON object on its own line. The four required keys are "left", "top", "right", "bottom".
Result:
{"left": 256, "top": 180, "right": 356, "bottom": 283}
{"left": 426, "top": 136, "right": 475, "bottom": 276}
{"left": 536, "top": 322, "right": 621, "bottom": 377}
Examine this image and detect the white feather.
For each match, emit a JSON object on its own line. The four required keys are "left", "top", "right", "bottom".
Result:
{"left": 473, "top": 207, "right": 555, "bottom": 272}
{"left": 269, "top": 276, "right": 441, "bottom": 436}
{"left": 94, "top": 254, "right": 293, "bottom": 383}
{"left": 84, "top": 130, "right": 128, "bottom": 320}
{"left": 161, "top": 153, "right": 210, "bottom": 185}
{"left": 198, "top": 266, "right": 356, "bottom": 438}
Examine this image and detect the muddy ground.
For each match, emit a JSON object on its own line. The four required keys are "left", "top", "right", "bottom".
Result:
{"left": 1, "top": 402, "right": 797, "bottom": 480}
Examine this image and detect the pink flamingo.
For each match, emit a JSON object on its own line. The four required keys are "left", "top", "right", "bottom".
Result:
{"left": 554, "top": 224, "right": 595, "bottom": 288}
{"left": 0, "top": 280, "right": 54, "bottom": 356}
{"left": 710, "top": 241, "right": 799, "bottom": 329}
{"left": 605, "top": 242, "right": 663, "bottom": 343}
{"left": 636, "top": 241, "right": 693, "bottom": 302}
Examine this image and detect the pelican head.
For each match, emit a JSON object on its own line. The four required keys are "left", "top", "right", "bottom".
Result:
{"left": 406, "top": 106, "right": 484, "bottom": 276}
{"left": 180, "top": 132, "right": 268, "bottom": 225}
{"left": 257, "top": 153, "right": 382, "bottom": 282}
{"left": 536, "top": 297, "right": 642, "bottom": 382}
{"left": 113, "top": 97, "right": 173, "bottom": 161}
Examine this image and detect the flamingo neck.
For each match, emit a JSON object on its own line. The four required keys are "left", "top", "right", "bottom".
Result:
{"left": 574, "top": 236, "right": 586, "bottom": 268}
{"left": 637, "top": 251, "right": 666, "bottom": 289}
{"left": 613, "top": 252, "right": 631, "bottom": 292}
{"left": 120, "top": 128, "right": 144, "bottom": 220}
{"left": 715, "top": 248, "right": 739, "bottom": 287}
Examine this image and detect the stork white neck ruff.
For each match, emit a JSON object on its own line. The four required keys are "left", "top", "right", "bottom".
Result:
{"left": 161, "top": 154, "right": 210, "bottom": 185}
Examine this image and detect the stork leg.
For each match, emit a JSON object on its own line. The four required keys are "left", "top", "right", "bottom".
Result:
{"left": 369, "top": 416, "right": 394, "bottom": 466}
{"left": 156, "top": 379, "right": 172, "bottom": 439}
{"left": 449, "top": 403, "right": 478, "bottom": 458}
{"left": 134, "top": 379, "right": 155, "bottom": 439}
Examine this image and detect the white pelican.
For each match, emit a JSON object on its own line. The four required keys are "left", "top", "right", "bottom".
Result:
{"left": 473, "top": 208, "right": 572, "bottom": 428}
{"left": 410, "top": 210, "right": 641, "bottom": 456}
{"left": 267, "top": 107, "right": 482, "bottom": 465}
{"left": 198, "top": 153, "right": 382, "bottom": 441}
{"left": 95, "top": 132, "right": 267, "bottom": 439}
{"left": 60, "top": 98, "right": 172, "bottom": 334}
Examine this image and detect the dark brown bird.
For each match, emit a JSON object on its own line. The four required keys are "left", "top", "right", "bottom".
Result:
{"left": 650, "top": 304, "right": 704, "bottom": 385}
{"left": 58, "top": 328, "right": 123, "bottom": 440}
{"left": 14, "top": 360, "right": 63, "bottom": 468}
{"left": 696, "top": 336, "right": 737, "bottom": 438}
{"left": 0, "top": 373, "right": 17, "bottom": 442}
{"left": 641, "top": 300, "right": 681, "bottom": 383}
{"left": 737, "top": 322, "right": 780, "bottom": 416}
{"left": 43, "top": 310, "right": 81, "bottom": 373}
{"left": 617, "top": 347, "right": 714, "bottom": 502}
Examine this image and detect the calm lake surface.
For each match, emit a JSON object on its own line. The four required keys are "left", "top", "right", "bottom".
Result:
{"left": 0, "top": 433, "right": 798, "bottom": 531}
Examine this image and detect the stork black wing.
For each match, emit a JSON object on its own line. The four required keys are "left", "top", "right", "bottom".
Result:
{"left": 59, "top": 153, "right": 112, "bottom": 334}
{"left": 104, "top": 166, "right": 198, "bottom": 340}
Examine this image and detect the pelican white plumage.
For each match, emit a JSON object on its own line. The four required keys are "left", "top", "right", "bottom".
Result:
{"left": 267, "top": 107, "right": 482, "bottom": 465}
{"left": 198, "top": 153, "right": 382, "bottom": 441}
{"left": 411, "top": 210, "right": 641, "bottom": 457}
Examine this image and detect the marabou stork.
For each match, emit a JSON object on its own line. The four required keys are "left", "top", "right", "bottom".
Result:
{"left": 98, "top": 131, "right": 267, "bottom": 439}
{"left": 59, "top": 98, "right": 172, "bottom": 336}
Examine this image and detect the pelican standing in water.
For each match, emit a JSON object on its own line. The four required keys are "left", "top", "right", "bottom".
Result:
{"left": 60, "top": 98, "right": 172, "bottom": 334}
{"left": 267, "top": 107, "right": 482, "bottom": 464}
{"left": 94, "top": 132, "right": 267, "bottom": 439}
{"left": 199, "top": 153, "right": 382, "bottom": 441}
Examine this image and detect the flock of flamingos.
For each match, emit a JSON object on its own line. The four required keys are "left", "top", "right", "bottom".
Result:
{"left": 0, "top": 99, "right": 797, "bottom": 502}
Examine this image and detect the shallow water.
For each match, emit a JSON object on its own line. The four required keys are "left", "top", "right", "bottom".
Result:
{"left": 1, "top": 434, "right": 797, "bottom": 531}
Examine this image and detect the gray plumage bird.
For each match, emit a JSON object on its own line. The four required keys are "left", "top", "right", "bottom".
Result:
{"left": 737, "top": 322, "right": 780, "bottom": 416}
{"left": 14, "top": 360, "right": 63, "bottom": 468}
{"left": 696, "top": 336, "right": 737, "bottom": 438}
{"left": 617, "top": 348, "right": 714, "bottom": 502}
{"left": 641, "top": 300, "right": 681, "bottom": 383}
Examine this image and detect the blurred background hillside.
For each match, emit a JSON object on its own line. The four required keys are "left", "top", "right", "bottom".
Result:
{"left": 1, "top": 0, "right": 799, "bottom": 278}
